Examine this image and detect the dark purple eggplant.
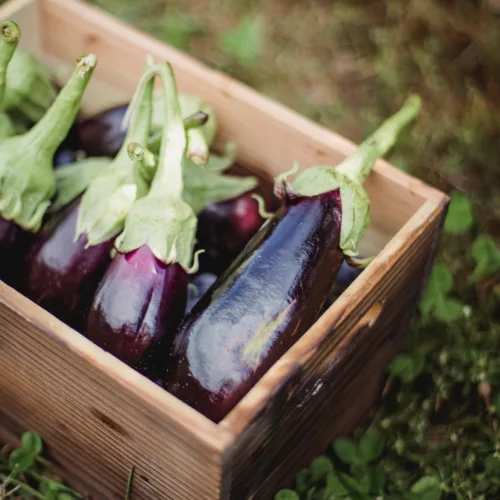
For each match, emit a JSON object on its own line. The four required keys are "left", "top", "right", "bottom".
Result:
{"left": 321, "top": 260, "right": 365, "bottom": 314}
{"left": 0, "top": 53, "right": 97, "bottom": 283}
{"left": 87, "top": 246, "right": 187, "bottom": 376}
{"left": 164, "top": 95, "right": 422, "bottom": 422}
{"left": 21, "top": 60, "right": 155, "bottom": 328}
{"left": 54, "top": 122, "right": 84, "bottom": 168}
{"left": 86, "top": 62, "right": 200, "bottom": 376}
{"left": 76, "top": 103, "right": 128, "bottom": 158}
{"left": 21, "top": 198, "right": 114, "bottom": 330}
{"left": 196, "top": 192, "right": 264, "bottom": 275}
{"left": 186, "top": 272, "right": 218, "bottom": 314}
{"left": 166, "top": 191, "right": 343, "bottom": 421}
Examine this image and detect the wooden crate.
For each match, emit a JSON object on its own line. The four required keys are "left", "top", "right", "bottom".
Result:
{"left": 0, "top": 0, "right": 449, "bottom": 498}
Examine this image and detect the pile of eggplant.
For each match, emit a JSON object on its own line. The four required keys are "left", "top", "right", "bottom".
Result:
{"left": 0, "top": 19, "right": 422, "bottom": 423}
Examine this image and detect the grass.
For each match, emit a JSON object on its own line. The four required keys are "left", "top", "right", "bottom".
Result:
{"left": 4, "top": 0, "right": 500, "bottom": 498}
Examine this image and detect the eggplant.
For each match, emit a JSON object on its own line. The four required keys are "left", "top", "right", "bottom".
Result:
{"left": 87, "top": 246, "right": 187, "bottom": 376}
{"left": 0, "top": 53, "right": 97, "bottom": 283}
{"left": 54, "top": 122, "right": 84, "bottom": 168}
{"left": 21, "top": 60, "right": 156, "bottom": 327}
{"left": 87, "top": 62, "right": 200, "bottom": 376}
{"left": 186, "top": 272, "right": 218, "bottom": 314}
{"left": 164, "top": 95, "right": 422, "bottom": 422}
{"left": 196, "top": 192, "right": 264, "bottom": 275}
{"left": 76, "top": 103, "right": 128, "bottom": 158}
{"left": 21, "top": 198, "right": 114, "bottom": 330}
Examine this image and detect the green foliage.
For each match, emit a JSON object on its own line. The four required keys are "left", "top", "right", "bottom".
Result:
{"left": 0, "top": 432, "right": 82, "bottom": 499}
{"left": 217, "top": 14, "right": 265, "bottom": 67}
{"left": 389, "top": 354, "right": 426, "bottom": 383}
{"left": 162, "top": 14, "right": 201, "bottom": 51}
{"left": 470, "top": 235, "right": 500, "bottom": 282}
{"left": 419, "top": 264, "right": 464, "bottom": 323}
{"left": 444, "top": 192, "right": 474, "bottom": 235}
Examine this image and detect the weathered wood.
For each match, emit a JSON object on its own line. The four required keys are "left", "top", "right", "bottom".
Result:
{"left": 0, "top": 0, "right": 449, "bottom": 499}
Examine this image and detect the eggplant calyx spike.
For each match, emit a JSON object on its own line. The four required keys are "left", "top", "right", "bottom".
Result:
{"left": 115, "top": 62, "right": 199, "bottom": 272}
{"left": 75, "top": 59, "right": 155, "bottom": 246}
{"left": 287, "top": 94, "right": 422, "bottom": 257}
{"left": 0, "top": 20, "right": 21, "bottom": 43}
{"left": 251, "top": 194, "right": 273, "bottom": 219}
{"left": 0, "top": 53, "right": 97, "bottom": 231}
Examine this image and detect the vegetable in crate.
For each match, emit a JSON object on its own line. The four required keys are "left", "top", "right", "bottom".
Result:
{"left": 3, "top": 47, "right": 57, "bottom": 123}
{"left": 165, "top": 95, "right": 422, "bottom": 422}
{"left": 0, "top": 53, "right": 97, "bottom": 284}
{"left": 86, "top": 62, "right": 200, "bottom": 376}
{"left": 0, "top": 21, "right": 20, "bottom": 140}
{"left": 196, "top": 192, "right": 265, "bottom": 275}
{"left": 76, "top": 103, "right": 128, "bottom": 157}
{"left": 77, "top": 93, "right": 216, "bottom": 163}
{"left": 20, "top": 60, "right": 154, "bottom": 330}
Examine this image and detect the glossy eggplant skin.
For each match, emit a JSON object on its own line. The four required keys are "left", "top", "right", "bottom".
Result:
{"left": 76, "top": 104, "right": 128, "bottom": 158}
{"left": 165, "top": 190, "right": 344, "bottom": 422}
{"left": 196, "top": 193, "right": 264, "bottom": 275}
{"left": 87, "top": 245, "right": 188, "bottom": 378}
{"left": 0, "top": 217, "right": 32, "bottom": 287}
{"left": 54, "top": 122, "right": 82, "bottom": 168}
{"left": 21, "top": 198, "right": 114, "bottom": 331}
{"left": 186, "top": 272, "right": 218, "bottom": 315}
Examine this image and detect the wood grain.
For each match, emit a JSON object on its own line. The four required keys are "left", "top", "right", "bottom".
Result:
{"left": 0, "top": 0, "right": 449, "bottom": 499}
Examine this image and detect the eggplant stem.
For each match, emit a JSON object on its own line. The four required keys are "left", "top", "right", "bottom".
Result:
{"left": 336, "top": 94, "right": 422, "bottom": 184}
{"left": 151, "top": 62, "right": 186, "bottom": 198}
{"left": 184, "top": 111, "right": 209, "bottom": 129}
{"left": 251, "top": 194, "right": 273, "bottom": 219}
{"left": 25, "top": 53, "right": 97, "bottom": 157}
{"left": 0, "top": 21, "right": 20, "bottom": 108}
{"left": 185, "top": 249, "right": 205, "bottom": 275}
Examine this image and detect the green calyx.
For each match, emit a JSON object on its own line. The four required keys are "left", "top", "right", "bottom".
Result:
{"left": 3, "top": 47, "right": 57, "bottom": 123}
{"left": 277, "top": 94, "right": 422, "bottom": 256}
{"left": 75, "top": 58, "right": 155, "bottom": 247}
{"left": 52, "top": 111, "right": 211, "bottom": 214}
{"left": 0, "top": 21, "right": 21, "bottom": 140}
{"left": 151, "top": 90, "right": 217, "bottom": 165}
{"left": 0, "top": 53, "right": 97, "bottom": 231}
{"left": 128, "top": 140, "right": 258, "bottom": 215}
{"left": 51, "top": 157, "right": 112, "bottom": 213}
{"left": 115, "top": 62, "right": 200, "bottom": 272}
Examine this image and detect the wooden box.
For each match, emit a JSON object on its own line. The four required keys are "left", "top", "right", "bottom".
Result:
{"left": 0, "top": 0, "right": 449, "bottom": 498}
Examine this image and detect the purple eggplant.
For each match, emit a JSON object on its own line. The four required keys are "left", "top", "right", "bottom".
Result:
{"left": 196, "top": 192, "right": 264, "bottom": 275}
{"left": 164, "top": 95, "right": 422, "bottom": 422}
{"left": 186, "top": 272, "right": 218, "bottom": 314}
{"left": 21, "top": 198, "right": 114, "bottom": 330}
{"left": 87, "top": 246, "right": 188, "bottom": 376}
{"left": 86, "top": 62, "right": 200, "bottom": 376}
{"left": 21, "top": 61, "right": 155, "bottom": 328}
{"left": 76, "top": 104, "right": 128, "bottom": 158}
{"left": 54, "top": 123, "right": 84, "bottom": 168}
{"left": 0, "top": 53, "right": 97, "bottom": 284}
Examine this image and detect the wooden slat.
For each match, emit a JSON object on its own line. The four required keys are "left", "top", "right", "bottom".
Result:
{"left": 0, "top": 288, "right": 226, "bottom": 499}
